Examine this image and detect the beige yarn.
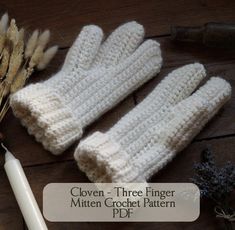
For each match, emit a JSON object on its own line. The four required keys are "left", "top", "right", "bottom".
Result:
{"left": 74, "top": 63, "right": 231, "bottom": 183}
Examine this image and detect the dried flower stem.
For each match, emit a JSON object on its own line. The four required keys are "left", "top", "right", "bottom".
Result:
{"left": 11, "top": 68, "right": 27, "bottom": 93}
{"left": 0, "top": 45, "right": 10, "bottom": 80}
{"left": 0, "top": 97, "right": 9, "bottom": 122}
{"left": 192, "top": 148, "right": 235, "bottom": 230}
{"left": 5, "top": 27, "right": 24, "bottom": 85}
{"left": 0, "top": 12, "right": 58, "bottom": 122}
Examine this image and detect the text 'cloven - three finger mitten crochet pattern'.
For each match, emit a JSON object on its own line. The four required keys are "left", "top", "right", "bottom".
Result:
{"left": 10, "top": 22, "right": 162, "bottom": 155}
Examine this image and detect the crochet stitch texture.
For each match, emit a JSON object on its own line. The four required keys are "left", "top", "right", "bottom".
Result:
{"left": 74, "top": 63, "right": 232, "bottom": 183}
{"left": 10, "top": 22, "right": 162, "bottom": 155}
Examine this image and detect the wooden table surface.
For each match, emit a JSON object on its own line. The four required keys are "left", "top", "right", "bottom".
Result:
{"left": 0, "top": 0, "right": 235, "bottom": 229}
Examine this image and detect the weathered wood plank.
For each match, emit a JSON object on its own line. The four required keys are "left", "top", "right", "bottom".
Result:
{"left": 159, "top": 36, "right": 235, "bottom": 68}
{"left": 0, "top": 1, "right": 234, "bottom": 229}
{"left": 19, "top": 137, "right": 235, "bottom": 229}
{"left": 1, "top": 0, "right": 235, "bottom": 47}
{"left": 0, "top": 48, "right": 135, "bottom": 166}
{"left": 1, "top": 96, "right": 135, "bottom": 167}
{"left": 1, "top": 36, "right": 235, "bottom": 167}
{"left": 135, "top": 51, "right": 235, "bottom": 139}
{"left": 0, "top": 169, "right": 25, "bottom": 229}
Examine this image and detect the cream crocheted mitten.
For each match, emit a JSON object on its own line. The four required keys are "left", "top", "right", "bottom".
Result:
{"left": 10, "top": 22, "right": 162, "bottom": 155}
{"left": 74, "top": 63, "right": 231, "bottom": 183}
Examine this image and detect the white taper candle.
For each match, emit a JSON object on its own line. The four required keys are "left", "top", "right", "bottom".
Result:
{"left": 3, "top": 144, "right": 48, "bottom": 230}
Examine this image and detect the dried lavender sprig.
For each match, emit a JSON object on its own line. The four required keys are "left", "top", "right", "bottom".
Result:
{"left": 192, "top": 148, "right": 235, "bottom": 230}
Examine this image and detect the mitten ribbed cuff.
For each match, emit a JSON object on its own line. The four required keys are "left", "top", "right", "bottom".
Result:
{"left": 74, "top": 76, "right": 231, "bottom": 183}
{"left": 10, "top": 22, "right": 162, "bottom": 155}
{"left": 10, "top": 83, "right": 83, "bottom": 155}
{"left": 74, "top": 132, "right": 145, "bottom": 183}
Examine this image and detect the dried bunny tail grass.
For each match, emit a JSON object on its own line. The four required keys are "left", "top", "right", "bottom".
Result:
{"left": 0, "top": 12, "right": 9, "bottom": 34}
{"left": 37, "top": 29, "right": 50, "bottom": 50}
{"left": 37, "top": 45, "right": 58, "bottom": 70}
{"left": 0, "top": 13, "right": 9, "bottom": 55}
{"left": 18, "top": 27, "right": 25, "bottom": 39}
{"left": 5, "top": 27, "right": 24, "bottom": 84}
{"left": 0, "top": 33, "right": 6, "bottom": 55}
{"left": 25, "top": 29, "right": 39, "bottom": 59}
{"left": 0, "top": 17, "right": 57, "bottom": 122}
{"left": 10, "top": 68, "right": 27, "bottom": 93}
{"left": 0, "top": 45, "right": 10, "bottom": 79}
{"left": 6, "top": 19, "right": 19, "bottom": 45}
{"left": 28, "top": 45, "right": 43, "bottom": 70}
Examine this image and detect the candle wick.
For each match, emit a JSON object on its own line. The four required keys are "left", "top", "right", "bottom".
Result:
{"left": 1, "top": 143, "right": 8, "bottom": 153}
{"left": 1, "top": 143, "right": 15, "bottom": 161}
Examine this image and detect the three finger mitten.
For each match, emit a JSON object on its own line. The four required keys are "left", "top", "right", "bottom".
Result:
{"left": 10, "top": 22, "right": 162, "bottom": 155}
{"left": 74, "top": 63, "right": 231, "bottom": 183}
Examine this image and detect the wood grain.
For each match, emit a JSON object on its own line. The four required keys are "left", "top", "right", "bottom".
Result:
{"left": 1, "top": 36, "right": 235, "bottom": 167}
{"left": 0, "top": 1, "right": 234, "bottom": 229}
{"left": 0, "top": 0, "right": 235, "bottom": 47}
{"left": 0, "top": 169, "right": 24, "bottom": 229}
{"left": 159, "top": 36, "right": 235, "bottom": 68}
{"left": 18, "top": 137, "right": 235, "bottom": 229}
{"left": 135, "top": 61, "right": 235, "bottom": 139}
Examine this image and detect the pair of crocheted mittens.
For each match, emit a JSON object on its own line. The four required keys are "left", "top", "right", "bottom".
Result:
{"left": 10, "top": 22, "right": 231, "bottom": 183}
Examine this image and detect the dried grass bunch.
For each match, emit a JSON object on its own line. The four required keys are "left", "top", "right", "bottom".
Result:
{"left": 0, "top": 12, "right": 58, "bottom": 122}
